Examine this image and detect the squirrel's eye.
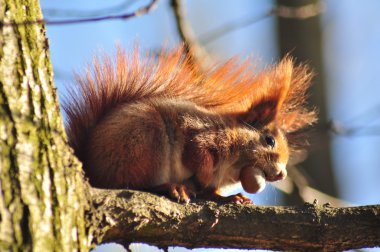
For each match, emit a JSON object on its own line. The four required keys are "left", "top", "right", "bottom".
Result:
{"left": 265, "top": 135, "right": 275, "bottom": 148}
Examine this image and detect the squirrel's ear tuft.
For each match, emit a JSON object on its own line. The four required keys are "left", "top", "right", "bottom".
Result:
{"left": 240, "top": 58, "right": 293, "bottom": 127}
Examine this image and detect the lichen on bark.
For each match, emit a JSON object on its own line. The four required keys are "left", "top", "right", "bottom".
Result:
{"left": 0, "top": 0, "right": 90, "bottom": 251}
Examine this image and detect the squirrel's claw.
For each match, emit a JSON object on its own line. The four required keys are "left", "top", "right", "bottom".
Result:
{"left": 227, "top": 193, "right": 253, "bottom": 204}
{"left": 169, "top": 184, "right": 192, "bottom": 204}
{"left": 198, "top": 190, "right": 254, "bottom": 204}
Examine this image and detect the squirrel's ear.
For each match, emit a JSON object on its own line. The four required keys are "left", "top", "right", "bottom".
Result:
{"left": 240, "top": 58, "right": 292, "bottom": 127}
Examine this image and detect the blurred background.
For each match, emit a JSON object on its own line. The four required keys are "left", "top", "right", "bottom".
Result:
{"left": 39, "top": 0, "right": 380, "bottom": 251}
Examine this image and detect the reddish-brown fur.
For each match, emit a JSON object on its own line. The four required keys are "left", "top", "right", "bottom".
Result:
{"left": 63, "top": 46, "right": 316, "bottom": 203}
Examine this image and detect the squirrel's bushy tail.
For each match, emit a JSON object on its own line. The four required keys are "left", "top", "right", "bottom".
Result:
{"left": 63, "top": 46, "right": 316, "bottom": 160}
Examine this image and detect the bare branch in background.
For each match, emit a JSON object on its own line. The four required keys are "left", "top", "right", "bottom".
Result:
{"left": 328, "top": 103, "right": 380, "bottom": 137}
{"left": 199, "top": 2, "right": 324, "bottom": 45}
{"left": 329, "top": 121, "right": 380, "bottom": 137}
{"left": 275, "top": 167, "right": 350, "bottom": 207}
{"left": 199, "top": 10, "right": 273, "bottom": 45}
{"left": 42, "top": 0, "right": 136, "bottom": 18}
{"left": 170, "top": 0, "right": 214, "bottom": 70}
{"left": 0, "top": 0, "right": 159, "bottom": 26}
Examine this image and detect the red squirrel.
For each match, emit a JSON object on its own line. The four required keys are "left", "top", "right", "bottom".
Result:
{"left": 63, "top": 46, "right": 316, "bottom": 204}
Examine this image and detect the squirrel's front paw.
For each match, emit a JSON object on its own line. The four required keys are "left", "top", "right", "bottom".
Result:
{"left": 225, "top": 193, "right": 253, "bottom": 204}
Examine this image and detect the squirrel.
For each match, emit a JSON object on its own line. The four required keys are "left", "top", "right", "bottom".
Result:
{"left": 63, "top": 46, "right": 316, "bottom": 204}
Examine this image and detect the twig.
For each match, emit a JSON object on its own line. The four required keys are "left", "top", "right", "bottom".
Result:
{"left": 274, "top": 166, "right": 349, "bottom": 207}
{"left": 329, "top": 120, "right": 380, "bottom": 137}
{"left": 42, "top": 0, "right": 136, "bottom": 18}
{"left": 199, "top": 10, "right": 274, "bottom": 45}
{"left": 170, "top": 0, "right": 214, "bottom": 70}
{"left": 0, "top": 0, "right": 159, "bottom": 27}
{"left": 327, "top": 103, "right": 380, "bottom": 137}
{"left": 199, "top": 2, "right": 324, "bottom": 45}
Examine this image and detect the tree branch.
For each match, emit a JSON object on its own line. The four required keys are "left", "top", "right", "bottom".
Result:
{"left": 89, "top": 188, "right": 380, "bottom": 251}
{"left": 0, "top": 0, "right": 159, "bottom": 26}
{"left": 42, "top": 0, "right": 135, "bottom": 18}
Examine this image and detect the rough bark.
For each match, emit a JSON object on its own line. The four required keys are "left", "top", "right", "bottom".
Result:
{"left": 0, "top": 0, "right": 90, "bottom": 251}
{"left": 90, "top": 188, "right": 380, "bottom": 251}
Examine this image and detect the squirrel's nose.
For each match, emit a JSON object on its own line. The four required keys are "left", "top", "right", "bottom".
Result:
{"left": 275, "top": 169, "right": 287, "bottom": 181}
{"left": 266, "top": 167, "right": 287, "bottom": 182}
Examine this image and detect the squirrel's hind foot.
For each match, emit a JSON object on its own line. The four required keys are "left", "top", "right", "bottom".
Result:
{"left": 149, "top": 183, "right": 196, "bottom": 204}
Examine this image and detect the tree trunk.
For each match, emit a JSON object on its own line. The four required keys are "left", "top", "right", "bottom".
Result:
{"left": 0, "top": 0, "right": 90, "bottom": 251}
{"left": 276, "top": 0, "right": 337, "bottom": 203}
